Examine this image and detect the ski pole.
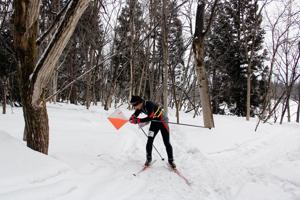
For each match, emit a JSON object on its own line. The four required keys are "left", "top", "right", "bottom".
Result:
{"left": 139, "top": 127, "right": 165, "bottom": 161}
{"left": 151, "top": 120, "right": 206, "bottom": 128}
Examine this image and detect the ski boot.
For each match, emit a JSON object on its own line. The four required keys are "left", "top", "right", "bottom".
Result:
{"left": 168, "top": 160, "right": 176, "bottom": 169}
{"left": 144, "top": 159, "right": 152, "bottom": 167}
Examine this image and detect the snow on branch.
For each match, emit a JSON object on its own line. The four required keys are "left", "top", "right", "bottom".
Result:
{"left": 30, "top": 0, "right": 90, "bottom": 108}
{"left": 36, "top": 0, "right": 72, "bottom": 45}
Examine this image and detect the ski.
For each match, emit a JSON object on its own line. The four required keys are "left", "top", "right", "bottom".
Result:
{"left": 133, "top": 160, "right": 157, "bottom": 176}
{"left": 168, "top": 165, "right": 192, "bottom": 186}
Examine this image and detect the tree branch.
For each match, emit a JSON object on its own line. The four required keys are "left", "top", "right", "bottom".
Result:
{"left": 203, "top": 0, "right": 219, "bottom": 36}
{"left": 31, "top": 0, "right": 90, "bottom": 108}
{"left": 36, "top": 0, "right": 71, "bottom": 45}
{"left": 194, "top": 1, "right": 205, "bottom": 38}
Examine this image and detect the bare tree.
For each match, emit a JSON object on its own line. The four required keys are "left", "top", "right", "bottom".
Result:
{"left": 256, "top": 0, "right": 300, "bottom": 130}
{"left": 192, "top": 0, "right": 218, "bottom": 128}
{"left": 128, "top": 0, "right": 136, "bottom": 106}
{"left": 1, "top": 78, "right": 8, "bottom": 114}
{"left": 297, "top": 80, "right": 300, "bottom": 123}
{"left": 161, "top": 0, "right": 169, "bottom": 114}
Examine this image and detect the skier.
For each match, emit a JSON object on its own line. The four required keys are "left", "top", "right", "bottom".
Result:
{"left": 129, "top": 95, "right": 176, "bottom": 169}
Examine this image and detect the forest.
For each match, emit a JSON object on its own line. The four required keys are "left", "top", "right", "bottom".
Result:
{"left": 0, "top": 0, "right": 299, "bottom": 154}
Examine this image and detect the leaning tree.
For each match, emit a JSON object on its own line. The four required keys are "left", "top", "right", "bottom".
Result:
{"left": 13, "top": 0, "right": 90, "bottom": 154}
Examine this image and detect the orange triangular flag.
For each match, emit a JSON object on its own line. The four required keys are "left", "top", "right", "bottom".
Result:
{"left": 108, "top": 109, "right": 128, "bottom": 130}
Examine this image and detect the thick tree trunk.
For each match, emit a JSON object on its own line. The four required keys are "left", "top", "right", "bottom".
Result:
{"left": 13, "top": 0, "right": 49, "bottom": 153}
{"left": 23, "top": 97, "right": 49, "bottom": 153}
{"left": 192, "top": 2, "right": 215, "bottom": 128}
{"left": 13, "top": 0, "right": 90, "bottom": 154}
{"left": 193, "top": 37, "right": 214, "bottom": 128}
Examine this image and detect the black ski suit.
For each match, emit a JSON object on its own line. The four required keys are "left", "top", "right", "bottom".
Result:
{"left": 132, "top": 100, "right": 174, "bottom": 162}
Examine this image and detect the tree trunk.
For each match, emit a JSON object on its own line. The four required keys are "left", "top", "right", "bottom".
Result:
{"left": 149, "top": 32, "right": 156, "bottom": 100}
{"left": 161, "top": 0, "right": 169, "bottom": 114}
{"left": 23, "top": 97, "right": 49, "bottom": 153}
{"left": 193, "top": 37, "right": 214, "bottom": 128}
{"left": 149, "top": 0, "right": 156, "bottom": 100}
{"left": 192, "top": 2, "right": 216, "bottom": 128}
{"left": 174, "top": 93, "right": 180, "bottom": 123}
{"left": 13, "top": 0, "right": 90, "bottom": 154}
{"left": 287, "top": 97, "right": 291, "bottom": 122}
{"left": 211, "top": 68, "right": 218, "bottom": 114}
{"left": 246, "top": 67, "right": 251, "bottom": 120}
{"left": 49, "top": 0, "right": 60, "bottom": 104}
{"left": 297, "top": 84, "right": 300, "bottom": 123}
{"left": 280, "top": 88, "right": 292, "bottom": 124}
{"left": 13, "top": 0, "right": 49, "bottom": 153}
{"left": 69, "top": 85, "right": 78, "bottom": 104}
{"left": 171, "top": 70, "right": 180, "bottom": 123}
{"left": 137, "top": 64, "right": 145, "bottom": 96}
{"left": 92, "top": 71, "right": 97, "bottom": 106}
{"left": 2, "top": 79, "right": 7, "bottom": 114}
{"left": 86, "top": 72, "right": 92, "bottom": 109}
{"left": 86, "top": 49, "right": 95, "bottom": 109}
{"left": 142, "top": 67, "right": 148, "bottom": 97}
{"left": 128, "top": 0, "right": 136, "bottom": 103}
{"left": 297, "top": 103, "right": 300, "bottom": 123}
{"left": 51, "top": 71, "right": 58, "bottom": 103}
{"left": 30, "top": 0, "right": 90, "bottom": 108}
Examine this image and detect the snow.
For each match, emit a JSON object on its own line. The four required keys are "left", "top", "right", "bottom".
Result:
{"left": 0, "top": 103, "right": 300, "bottom": 200}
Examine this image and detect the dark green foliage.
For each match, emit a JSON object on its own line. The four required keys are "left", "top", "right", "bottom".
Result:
{"left": 206, "top": 0, "right": 267, "bottom": 116}
{"left": 0, "top": 29, "right": 15, "bottom": 78}
{"left": 0, "top": 14, "right": 21, "bottom": 104}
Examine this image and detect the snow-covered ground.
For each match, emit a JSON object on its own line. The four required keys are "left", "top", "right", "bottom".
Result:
{"left": 0, "top": 103, "right": 300, "bottom": 200}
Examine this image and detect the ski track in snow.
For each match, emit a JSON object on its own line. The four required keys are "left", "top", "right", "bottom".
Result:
{"left": 0, "top": 103, "right": 300, "bottom": 200}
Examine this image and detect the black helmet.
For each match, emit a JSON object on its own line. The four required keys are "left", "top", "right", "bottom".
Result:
{"left": 130, "top": 95, "right": 144, "bottom": 106}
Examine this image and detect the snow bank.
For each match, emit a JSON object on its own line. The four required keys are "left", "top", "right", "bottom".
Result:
{"left": 0, "top": 131, "right": 73, "bottom": 199}
{"left": 0, "top": 103, "right": 300, "bottom": 200}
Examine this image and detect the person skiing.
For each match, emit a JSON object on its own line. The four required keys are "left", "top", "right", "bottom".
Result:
{"left": 129, "top": 95, "right": 176, "bottom": 169}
